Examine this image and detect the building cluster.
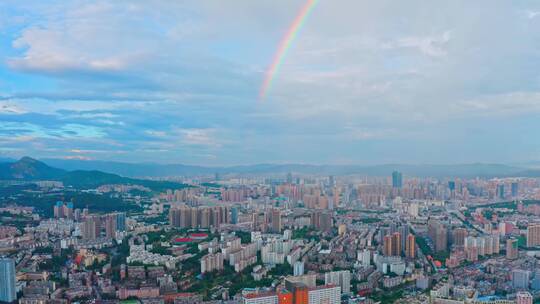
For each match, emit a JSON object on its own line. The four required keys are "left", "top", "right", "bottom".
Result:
{"left": 4, "top": 171, "right": 540, "bottom": 304}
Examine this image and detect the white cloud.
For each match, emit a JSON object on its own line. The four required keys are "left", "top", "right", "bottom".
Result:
{"left": 527, "top": 10, "right": 540, "bottom": 19}
{"left": 0, "top": 102, "right": 26, "bottom": 114}
{"left": 178, "top": 128, "right": 221, "bottom": 148}
{"left": 2, "top": 0, "right": 540, "bottom": 164}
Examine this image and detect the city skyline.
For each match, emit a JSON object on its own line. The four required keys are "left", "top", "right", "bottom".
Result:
{"left": 1, "top": 1, "right": 540, "bottom": 165}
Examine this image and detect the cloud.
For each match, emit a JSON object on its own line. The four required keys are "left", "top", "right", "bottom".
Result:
{"left": 1, "top": 0, "right": 540, "bottom": 164}
{"left": 382, "top": 31, "right": 452, "bottom": 57}
{"left": 527, "top": 10, "right": 540, "bottom": 19}
{"left": 175, "top": 128, "right": 222, "bottom": 148}
{"left": 0, "top": 102, "right": 26, "bottom": 114}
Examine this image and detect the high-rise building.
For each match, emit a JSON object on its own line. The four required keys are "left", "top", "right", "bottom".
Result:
{"left": 516, "top": 291, "right": 533, "bottom": 304}
{"left": 293, "top": 261, "right": 304, "bottom": 276}
{"left": 527, "top": 223, "right": 540, "bottom": 247}
{"left": 104, "top": 214, "right": 117, "bottom": 238}
{"left": 400, "top": 225, "right": 409, "bottom": 250}
{"left": 311, "top": 211, "right": 333, "bottom": 233}
{"left": 452, "top": 228, "right": 468, "bottom": 248}
{"left": 0, "top": 258, "right": 16, "bottom": 303}
{"left": 324, "top": 271, "right": 350, "bottom": 294}
{"left": 53, "top": 201, "right": 64, "bottom": 218}
{"left": 307, "top": 285, "right": 341, "bottom": 304}
{"left": 506, "top": 238, "right": 519, "bottom": 260}
{"left": 271, "top": 209, "right": 282, "bottom": 233}
{"left": 392, "top": 171, "right": 403, "bottom": 188}
{"left": 511, "top": 182, "right": 519, "bottom": 197}
{"left": 497, "top": 184, "right": 505, "bottom": 199}
{"left": 448, "top": 181, "right": 455, "bottom": 192}
{"left": 201, "top": 252, "right": 224, "bottom": 273}
{"left": 383, "top": 235, "right": 393, "bottom": 256}
{"left": 328, "top": 175, "right": 335, "bottom": 187}
{"left": 286, "top": 172, "right": 293, "bottom": 184}
{"left": 512, "top": 269, "right": 530, "bottom": 289}
{"left": 428, "top": 219, "right": 448, "bottom": 252}
{"left": 169, "top": 205, "right": 230, "bottom": 229}
{"left": 64, "top": 202, "right": 74, "bottom": 219}
{"left": 405, "top": 234, "right": 416, "bottom": 259}
{"left": 82, "top": 216, "right": 99, "bottom": 240}
{"left": 392, "top": 232, "right": 402, "bottom": 255}
{"left": 231, "top": 207, "right": 239, "bottom": 224}
{"left": 383, "top": 233, "right": 401, "bottom": 256}
{"left": 358, "top": 249, "right": 371, "bottom": 267}
{"left": 116, "top": 212, "right": 126, "bottom": 232}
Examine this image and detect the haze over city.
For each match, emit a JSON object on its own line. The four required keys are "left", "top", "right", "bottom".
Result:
{"left": 1, "top": 1, "right": 540, "bottom": 165}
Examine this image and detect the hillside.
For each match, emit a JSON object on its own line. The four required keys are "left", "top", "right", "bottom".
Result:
{"left": 0, "top": 157, "right": 189, "bottom": 191}
{"left": 41, "top": 158, "right": 526, "bottom": 178}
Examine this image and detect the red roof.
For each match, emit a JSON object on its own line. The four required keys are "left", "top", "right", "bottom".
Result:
{"left": 190, "top": 233, "right": 208, "bottom": 238}
{"left": 175, "top": 237, "right": 193, "bottom": 243}
{"left": 244, "top": 292, "right": 277, "bottom": 299}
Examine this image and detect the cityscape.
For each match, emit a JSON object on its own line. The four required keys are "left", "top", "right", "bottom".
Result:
{"left": 1, "top": 1, "right": 540, "bottom": 304}
{"left": 1, "top": 157, "right": 540, "bottom": 304}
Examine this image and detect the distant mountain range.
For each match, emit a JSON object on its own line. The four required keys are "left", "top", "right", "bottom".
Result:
{"left": 0, "top": 157, "right": 188, "bottom": 190}
{"left": 27, "top": 157, "right": 540, "bottom": 178}
{"left": 1, "top": 157, "right": 539, "bottom": 181}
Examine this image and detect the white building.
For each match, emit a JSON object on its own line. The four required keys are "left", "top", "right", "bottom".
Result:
{"left": 293, "top": 261, "right": 305, "bottom": 276}
{"left": 308, "top": 285, "right": 341, "bottom": 304}
{"left": 324, "top": 270, "right": 351, "bottom": 294}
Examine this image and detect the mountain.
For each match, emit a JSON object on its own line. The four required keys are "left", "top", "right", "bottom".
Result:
{"left": 0, "top": 157, "right": 188, "bottom": 191}
{"left": 0, "top": 156, "right": 66, "bottom": 179}
{"left": 1, "top": 157, "right": 530, "bottom": 180}
{"left": 39, "top": 158, "right": 527, "bottom": 178}
{"left": 42, "top": 158, "right": 214, "bottom": 177}
{"left": 514, "top": 169, "right": 540, "bottom": 177}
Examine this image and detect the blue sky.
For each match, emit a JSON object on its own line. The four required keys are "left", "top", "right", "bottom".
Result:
{"left": 1, "top": 0, "right": 540, "bottom": 165}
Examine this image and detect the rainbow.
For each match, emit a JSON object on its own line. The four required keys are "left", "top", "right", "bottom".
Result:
{"left": 259, "top": 0, "right": 319, "bottom": 100}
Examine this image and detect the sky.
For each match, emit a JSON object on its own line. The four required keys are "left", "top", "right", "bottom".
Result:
{"left": 1, "top": 0, "right": 540, "bottom": 165}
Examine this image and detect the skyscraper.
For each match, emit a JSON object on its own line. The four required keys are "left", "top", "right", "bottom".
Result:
{"left": 428, "top": 219, "right": 448, "bottom": 252}
{"left": 116, "top": 212, "right": 126, "bottom": 232}
{"left": 497, "top": 184, "right": 505, "bottom": 199}
{"left": 392, "top": 171, "right": 403, "bottom": 188}
{"left": 392, "top": 232, "right": 402, "bottom": 256}
{"left": 324, "top": 270, "right": 351, "bottom": 293}
{"left": 511, "top": 182, "right": 519, "bottom": 197}
{"left": 0, "top": 258, "right": 16, "bottom": 303}
{"left": 328, "top": 175, "right": 335, "bottom": 187}
{"left": 406, "top": 234, "right": 416, "bottom": 259}
{"left": 383, "top": 233, "right": 402, "bottom": 256}
{"left": 452, "top": 228, "right": 468, "bottom": 248}
{"left": 527, "top": 223, "right": 540, "bottom": 247}
{"left": 231, "top": 206, "right": 239, "bottom": 224}
{"left": 383, "top": 235, "right": 393, "bottom": 256}
{"left": 512, "top": 269, "right": 530, "bottom": 289}
{"left": 104, "top": 214, "right": 117, "bottom": 239}
{"left": 53, "top": 201, "right": 64, "bottom": 218}
{"left": 400, "top": 225, "right": 409, "bottom": 250}
{"left": 448, "top": 181, "right": 455, "bottom": 192}
{"left": 293, "top": 261, "right": 304, "bottom": 276}
{"left": 64, "top": 202, "right": 74, "bottom": 219}
{"left": 82, "top": 216, "right": 99, "bottom": 240}
{"left": 286, "top": 172, "right": 293, "bottom": 184}
{"left": 271, "top": 209, "right": 282, "bottom": 233}
{"left": 506, "top": 238, "right": 519, "bottom": 260}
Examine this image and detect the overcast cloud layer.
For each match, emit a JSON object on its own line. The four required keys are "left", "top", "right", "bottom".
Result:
{"left": 1, "top": 0, "right": 540, "bottom": 165}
